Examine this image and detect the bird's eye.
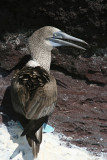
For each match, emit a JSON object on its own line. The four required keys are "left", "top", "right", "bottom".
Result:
{"left": 53, "top": 33, "right": 57, "bottom": 37}
{"left": 53, "top": 32, "right": 63, "bottom": 39}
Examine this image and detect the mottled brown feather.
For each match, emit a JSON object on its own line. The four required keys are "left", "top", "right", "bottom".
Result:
{"left": 11, "top": 66, "right": 57, "bottom": 120}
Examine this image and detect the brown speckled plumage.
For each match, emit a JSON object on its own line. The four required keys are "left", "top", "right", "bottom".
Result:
{"left": 11, "top": 65, "right": 57, "bottom": 118}
{"left": 13, "top": 66, "right": 50, "bottom": 96}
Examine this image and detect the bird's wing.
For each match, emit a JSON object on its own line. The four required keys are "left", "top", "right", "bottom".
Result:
{"left": 25, "top": 75, "right": 57, "bottom": 120}
{"left": 11, "top": 66, "right": 57, "bottom": 120}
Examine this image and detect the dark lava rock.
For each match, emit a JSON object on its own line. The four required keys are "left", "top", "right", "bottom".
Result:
{"left": 0, "top": 0, "right": 106, "bottom": 48}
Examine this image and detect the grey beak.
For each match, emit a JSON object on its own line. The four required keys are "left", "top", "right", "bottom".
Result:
{"left": 50, "top": 31, "right": 88, "bottom": 50}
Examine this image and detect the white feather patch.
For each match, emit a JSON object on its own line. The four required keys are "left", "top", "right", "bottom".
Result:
{"left": 26, "top": 60, "right": 40, "bottom": 67}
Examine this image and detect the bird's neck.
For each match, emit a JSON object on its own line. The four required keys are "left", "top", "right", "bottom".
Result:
{"left": 28, "top": 36, "right": 52, "bottom": 72}
{"left": 26, "top": 50, "right": 51, "bottom": 73}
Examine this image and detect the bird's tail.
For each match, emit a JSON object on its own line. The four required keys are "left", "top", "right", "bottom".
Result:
{"left": 21, "top": 117, "right": 48, "bottom": 158}
{"left": 27, "top": 127, "right": 42, "bottom": 158}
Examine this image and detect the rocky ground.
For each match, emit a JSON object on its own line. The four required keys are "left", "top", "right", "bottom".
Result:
{"left": 50, "top": 70, "right": 107, "bottom": 154}
{"left": 0, "top": 0, "right": 107, "bottom": 156}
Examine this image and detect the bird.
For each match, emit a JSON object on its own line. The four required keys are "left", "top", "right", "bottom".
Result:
{"left": 11, "top": 26, "right": 88, "bottom": 159}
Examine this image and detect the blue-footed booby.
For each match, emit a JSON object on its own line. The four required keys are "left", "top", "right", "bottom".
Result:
{"left": 11, "top": 26, "right": 88, "bottom": 158}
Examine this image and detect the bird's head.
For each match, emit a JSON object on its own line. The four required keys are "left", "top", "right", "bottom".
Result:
{"left": 28, "top": 26, "right": 88, "bottom": 71}
{"left": 29, "top": 26, "right": 88, "bottom": 53}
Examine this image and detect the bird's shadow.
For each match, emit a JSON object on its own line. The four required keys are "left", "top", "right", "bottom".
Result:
{"left": 8, "top": 125, "right": 34, "bottom": 160}
{"left": 1, "top": 87, "right": 34, "bottom": 160}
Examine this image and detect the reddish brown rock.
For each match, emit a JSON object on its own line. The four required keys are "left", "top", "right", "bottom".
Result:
{"left": 49, "top": 70, "right": 107, "bottom": 153}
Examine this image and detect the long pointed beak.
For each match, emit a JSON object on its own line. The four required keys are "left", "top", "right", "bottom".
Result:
{"left": 49, "top": 31, "right": 88, "bottom": 50}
